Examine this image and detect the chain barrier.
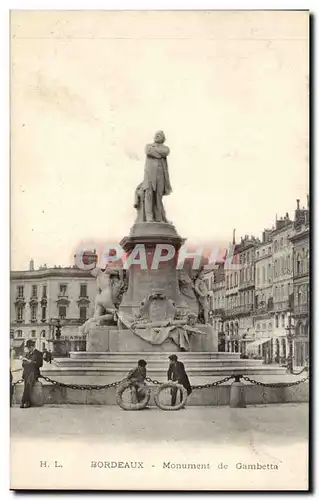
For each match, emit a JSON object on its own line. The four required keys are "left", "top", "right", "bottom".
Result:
{"left": 286, "top": 365, "right": 309, "bottom": 376}
{"left": 12, "top": 378, "right": 24, "bottom": 386}
{"left": 39, "top": 375, "right": 125, "bottom": 391}
{"left": 145, "top": 376, "right": 162, "bottom": 386}
{"left": 11, "top": 372, "right": 309, "bottom": 391}
{"left": 241, "top": 374, "right": 309, "bottom": 388}
{"left": 192, "top": 376, "right": 234, "bottom": 390}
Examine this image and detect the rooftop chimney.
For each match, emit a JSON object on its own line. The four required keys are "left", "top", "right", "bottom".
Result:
{"left": 297, "top": 199, "right": 300, "bottom": 210}
{"left": 232, "top": 228, "right": 236, "bottom": 245}
{"left": 29, "top": 259, "right": 34, "bottom": 271}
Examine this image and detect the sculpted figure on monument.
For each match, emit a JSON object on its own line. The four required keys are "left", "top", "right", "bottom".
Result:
{"left": 142, "top": 130, "right": 172, "bottom": 223}
{"left": 125, "top": 292, "right": 205, "bottom": 351}
{"left": 133, "top": 183, "right": 146, "bottom": 223}
{"left": 79, "top": 267, "right": 117, "bottom": 334}
{"left": 178, "top": 269, "right": 199, "bottom": 319}
{"left": 194, "top": 269, "right": 210, "bottom": 324}
{"left": 108, "top": 268, "right": 128, "bottom": 309}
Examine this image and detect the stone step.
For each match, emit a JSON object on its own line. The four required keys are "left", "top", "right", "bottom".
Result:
{"left": 42, "top": 365, "right": 287, "bottom": 377}
{"left": 69, "top": 351, "right": 242, "bottom": 360}
{"left": 54, "top": 358, "right": 265, "bottom": 368}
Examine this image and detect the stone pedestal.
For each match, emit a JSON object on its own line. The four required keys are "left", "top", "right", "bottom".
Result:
{"left": 85, "top": 325, "right": 218, "bottom": 353}
{"left": 119, "top": 222, "right": 187, "bottom": 318}
{"left": 190, "top": 325, "right": 218, "bottom": 352}
{"left": 49, "top": 339, "right": 69, "bottom": 358}
{"left": 108, "top": 328, "right": 180, "bottom": 352}
{"left": 30, "top": 381, "right": 44, "bottom": 407}
{"left": 87, "top": 326, "right": 112, "bottom": 352}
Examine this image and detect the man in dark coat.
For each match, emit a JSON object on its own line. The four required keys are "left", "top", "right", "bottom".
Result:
{"left": 167, "top": 355, "right": 192, "bottom": 406}
{"left": 20, "top": 340, "right": 43, "bottom": 408}
{"left": 126, "top": 359, "right": 147, "bottom": 404}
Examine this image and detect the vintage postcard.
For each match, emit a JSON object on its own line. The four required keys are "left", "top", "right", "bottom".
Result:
{"left": 10, "top": 10, "right": 309, "bottom": 491}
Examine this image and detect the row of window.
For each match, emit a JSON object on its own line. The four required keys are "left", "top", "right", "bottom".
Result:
{"left": 15, "top": 305, "right": 88, "bottom": 322}
{"left": 210, "top": 281, "right": 309, "bottom": 311}
{"left": 255, "top": 236, "right": 291, "bottom": 260}
{"left": 211, "top": 296, "right": 225, "bottom": 309}
{"left": 226, "top": 267, "right": 255, "bottom": 288}
{"left": 256, "top": 246, "right": 272, "bottom": 259}
{"left": 296, "top": 250, "right": 310, "bottom": 276}
{"left": 224, "top": 249, "right": 309, "bottom": 289}
{"left": 225, "top": 291, "right": 254, "bottom": 310}
{"left": 256, "top": 315, "right": 285, "bottom": 330}
{"left": 15, "top": 329, "right": 46, "bottom": 338}
{"left": 273, "top": 236, "right": 290, "bottom": 253}
{"left": 16, "top": 283, "right": 88, "bottom": 298}
{"left": 240, "top": 250, "right": 255, "bottom": 265}
{"left": 223, "top": 314, "right": 289, "bottom": 333}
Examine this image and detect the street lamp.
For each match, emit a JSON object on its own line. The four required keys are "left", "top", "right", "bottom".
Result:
{"left": 49, "top": 318, "right": 66, "bottom": 357}
{"left": 49, "top": 318, "right": 64, "bottom": 339}
{"left": 218, "top": 318, "right": 226, "bottom": 352}
{"left": 285, "top": 308, "right": 294, "bottom": 373}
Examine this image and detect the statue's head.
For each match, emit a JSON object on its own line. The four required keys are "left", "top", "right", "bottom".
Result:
{"left": 154, "top": 130, "right": 166, "bottom": 144}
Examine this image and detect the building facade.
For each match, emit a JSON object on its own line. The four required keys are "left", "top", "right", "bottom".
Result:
{"left": 205, "top": 265, "right": 226, "bottom": 351}
{"left": 237, "top": 236, "right": 258, "bottom": 355}
{"left": 223, "top": 243, "right": 240, "bottom": 353}
{"left": 11, "top": 263, "right": 96, "bottom": 354}
{"left": 205, "top": 196, "right": 310, "bottom": 366}
{"left": 290, "top": 199, "right": 310, "bottom": 366}
{"left": 252, "top": 231, "right": 274, "bottom": 362}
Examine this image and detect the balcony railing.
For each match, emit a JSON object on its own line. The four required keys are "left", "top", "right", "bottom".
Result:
{"left": 224, "top": 305, "right": 253, "bottom": 317}
{"left": 238, "top": 279, "right": 255, "bottom": 290}
{"left": 273, "top": 300, "right": 290, "bottom": 312}
{"left": 253, "top": 302, "right": 274, "bottom": 315}
{"left": 14, "top": 296, "right": 26, "bottom": 304}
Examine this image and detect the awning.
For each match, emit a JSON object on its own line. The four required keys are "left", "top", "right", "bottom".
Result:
{"left": 12, "top": 340, "right": 24, "bottom": 348}
{"left": 247, "top": 338, "right": 271, "bottom": 351}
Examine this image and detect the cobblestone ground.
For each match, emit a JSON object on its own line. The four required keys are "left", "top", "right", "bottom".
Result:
{"left": 10, "top": 403, "right": 308, "bottom": 445}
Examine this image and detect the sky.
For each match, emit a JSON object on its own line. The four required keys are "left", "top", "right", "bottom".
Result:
{"left": 10, "top": 10, "right": 309, "bottom": 271}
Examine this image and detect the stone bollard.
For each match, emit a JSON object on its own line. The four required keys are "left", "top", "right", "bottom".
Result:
{"left": 229, "top": 375, "right": 246, "bottom": 408}
{"left": 30, "top": 380, "right": 44, "bottom": 407}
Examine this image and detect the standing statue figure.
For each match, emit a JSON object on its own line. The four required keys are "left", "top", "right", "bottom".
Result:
{"left": 79, "top": 267, "right": 117, "bottom": 335}
{"left": 178, "top": 269, "right": 199, "bottom": 319}
{"left": 142, "top": 130, "right": 172, "bottom": 223}
{"left": 134, "top": 183, "right": 146, "bottom": 223}
{"left": 194, "top": 269, "right": 210, "bottom": 324}
{"left": 108, "top": 268, "right": 128, "bottom": 309}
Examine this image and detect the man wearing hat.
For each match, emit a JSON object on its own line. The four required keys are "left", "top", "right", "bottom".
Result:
{"left": 167, "top": 355, "right": 192, "bottom": 406}
{"left": 126, "top": 359, "right": 147, "bottom": 404}
{"left": 20, "top": 340, "right": 43, "bottom": 408}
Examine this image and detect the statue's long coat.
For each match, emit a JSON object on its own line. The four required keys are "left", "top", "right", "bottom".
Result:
{"left": 143, "top": 144, "right": 172, "bottom": 195}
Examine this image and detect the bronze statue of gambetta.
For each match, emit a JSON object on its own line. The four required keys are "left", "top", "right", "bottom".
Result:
{"left": 134, "top": 130, "right": 172, "bottom": 223}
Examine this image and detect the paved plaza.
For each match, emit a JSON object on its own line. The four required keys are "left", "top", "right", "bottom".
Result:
{"left": 11, "top": 403, "right": 308, "bottom": 445}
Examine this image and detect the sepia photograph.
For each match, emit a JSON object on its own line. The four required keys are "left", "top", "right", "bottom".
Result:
{"left": 9, "top": 9, "right": 309, "bottom": 491}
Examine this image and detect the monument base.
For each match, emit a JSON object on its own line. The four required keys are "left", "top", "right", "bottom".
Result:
{"left": 86, "top": 325, "right": 218, "bottom": 353}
